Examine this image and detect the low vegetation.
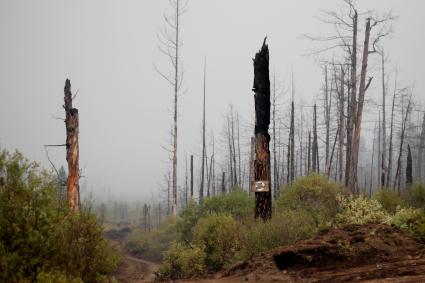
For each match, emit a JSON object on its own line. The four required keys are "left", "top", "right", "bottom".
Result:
{"left": 0, "top": 149, "right": 120, "bottom": 282}
{"left": 124, "top": 174, "right": 425, "bottom": 280}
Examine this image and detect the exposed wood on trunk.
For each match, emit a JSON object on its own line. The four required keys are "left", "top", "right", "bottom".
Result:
{"left": 64, "top": 79, "right": 80, "bottom": 212}
{"left": 252, "top": 38, "right": 272, "bottom": 220}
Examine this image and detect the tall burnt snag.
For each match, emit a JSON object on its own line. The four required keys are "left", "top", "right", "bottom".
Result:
{"left": 64, "top": 79, "right": 80, "bottom": 212}
{"left": 252, "top": 38, "right": 271, "bottom": 220}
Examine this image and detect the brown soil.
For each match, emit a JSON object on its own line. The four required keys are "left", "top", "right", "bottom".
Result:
{"left": 192, "top": 224, "right": 425, "bottom": 282}
{"left": 114, "top": 253, "right": 159, "bottom": 283}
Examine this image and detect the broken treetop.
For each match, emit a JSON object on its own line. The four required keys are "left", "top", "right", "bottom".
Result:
{"left": 252, "top": 38, "right": 270, "bottom": 138}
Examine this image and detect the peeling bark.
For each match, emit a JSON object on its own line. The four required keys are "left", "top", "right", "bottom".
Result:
{"left": 64, "top": 79, "right": 80, "bottom": 212}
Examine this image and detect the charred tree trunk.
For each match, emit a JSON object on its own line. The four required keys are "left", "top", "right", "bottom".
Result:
{"left": 190, "top": 155, "right": 193, "bottom": 199}
{"left": 406, "top": 144, "right": 413, "bottom": 186}
{"left": 252, "top": 38, "right": 272, "bottom": 220}
{"left": 221, "top": 172, "right": 226, "bottom": 194}
{"left": 307, "top": 131, "right": 311, "bottom": 173}
{"left": 348, "top": 18, "right": 371, "bottom": 194}
{"left": 64, "top": 79, "right": 80, "bottom": 212}
{"left": 312, "top": 104, "right": 318, "bottom": 173}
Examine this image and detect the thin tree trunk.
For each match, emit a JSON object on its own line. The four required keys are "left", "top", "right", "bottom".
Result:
{"left": 348, "top": 18, "right": 371, "bottom": 194}
{"left": 370, "top": 123, "right": 377, "bottom": 197}
{"left": 417, "top": 113, "right": 425, "bottom": 181}
{"left": 221, "top": 172, "right": 226, "bottom": 194}
{"left": 200, "top": 59, "right": 206, "bottom": 203}
{"left": 312, "top": 104, "right": 318, "bottom": 172}
{"left": 64, "top": 79, "right": 80, "bottom": 212}
{"left": 406, "top": 144, "right": 413, "bottom": 186}
{"left": 308, "top": 131, "right": 311, "bottom": 173}
{"left": 346, "top": 10, "right": 358, "bottom": 188}
{"left": 290, "top": 101, "right": 295, "bottom": 183}
{"left": 253, "top": 39, "right": 272, "bottom": 220}
{"left": 190, "top": 155, "right": 193, "bottom": 200}
{"left": 338, "top": 67, "right": 345, "bottom": 183}
{"left": 381, "top": 50, "right": 387, "bottom": 187}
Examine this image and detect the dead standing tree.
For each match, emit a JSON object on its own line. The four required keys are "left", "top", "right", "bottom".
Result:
{"left": 155, "top": 0, "right": 187, "bottom": 217}
{"left": 64, "top": 79, "right": 80, "bottom": 212}
{"left": 252, "top": 38, "right": 272, "bottom": 220}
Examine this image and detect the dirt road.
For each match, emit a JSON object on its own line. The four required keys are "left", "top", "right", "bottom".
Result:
{"left": 114, "top": 252, "right": 160, "bottom": 283}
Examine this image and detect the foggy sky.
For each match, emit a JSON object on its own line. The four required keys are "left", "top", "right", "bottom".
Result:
{"left": 1, "top": 0, "right": 424, "bottom": 201}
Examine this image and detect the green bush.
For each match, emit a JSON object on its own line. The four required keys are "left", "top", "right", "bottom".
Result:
{"left": 391, "top": 207, "right": 425, "bottom": 239}
{"left": 373, "top": 188, "right": 406, "bottom": 213}
{"left": 404, "top": 182, "right": 425, "bottom": 209}
{"left": 0, "top": 149, "right": 120, "bottom": 282}
{"left": 334, "top": 194, "right": 391, "bottom": 226}
{"left": 202, "top": 189, "right": 254, "bottom": 221}
{"left": 176, "top": 200, "right": 204, "bottom": 243}
{"left": 193, "top": 214, "right": 241, "bottom": 271}
{"left": 51, "top": 212, "right": 121, "bottom": 282}
{"left": 159, "top": 241, "right": 206, "bottom": 280}
{"left": 241, "top": 209, "right": 317, "bottom": 259}
{"left": 276, "top": 173, "right": 346, "bottom": 229}
{"left": 125, "top": 216, "right": 177, "bottom": 261}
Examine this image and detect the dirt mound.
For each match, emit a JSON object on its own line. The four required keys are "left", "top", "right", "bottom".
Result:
{"left": 219, "top": 224, "right": 425, "bottom": 282}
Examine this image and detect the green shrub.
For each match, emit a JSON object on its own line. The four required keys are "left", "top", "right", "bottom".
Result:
{"left": 125, "top": 216, "right": 177, "bottom": 261}
{"left": 202, "top": 189, "right": 254, "bottom": 221}
{"left": 373, "top": 188, "right": 406, "bottom": 213}
{"left": 241, "top": 209, "right": 317, "bottom": 259}
{"left": 334, "top": 194, "right": 390, "bottom": 226}
{"left": 276, "top": 173, "right": 345, "bottom": 229}
{"left": 0, "top": 149, "right": 120, "bottom": 282}
{"left": 176, "top": 200, "right": 204, "bottom": 242}
{"left": 51, "top": 212, "right": 121, "bottom": 282}
{"left": 391, "top": 207, "right": 425, "bottom": 239}
{"left": 193, "top": 214, "right": 241, "bottom": 271}
{"left": 159, "top": 241, "right": 206, "bottom": 280}
{"left": 404, "top": 182, "right": 425, "bottom": 209}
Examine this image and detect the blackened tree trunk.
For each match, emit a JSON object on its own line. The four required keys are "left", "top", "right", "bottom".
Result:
{"left": 64, "top": 79, "right": 80, "bottom": 212}
{"left": 190, "top": 155, "right": 194, "bottom": 200}
{"left": 252, "top": 38, "right": 271, "bottom": 220}
{"left": 221, "top": 172, "right": 226, "bottom": 194}
{"left": 406, "top": 144, "right": 413, "bottom": 186}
